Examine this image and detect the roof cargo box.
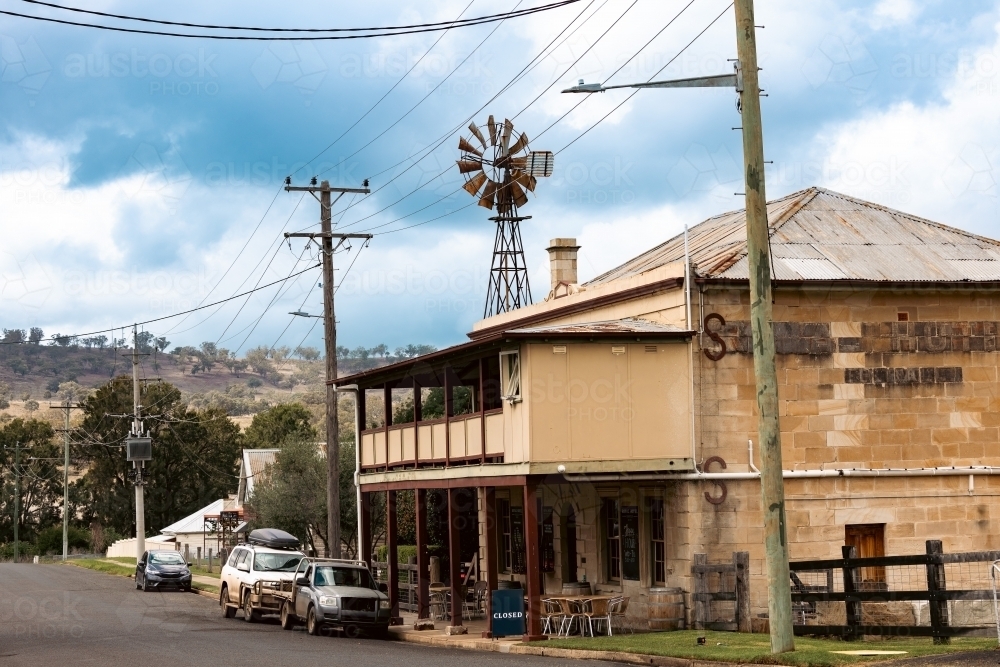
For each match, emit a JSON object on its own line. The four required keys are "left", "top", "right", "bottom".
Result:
{"left": 248, "top": 528, "right": 300, "bottom": 550}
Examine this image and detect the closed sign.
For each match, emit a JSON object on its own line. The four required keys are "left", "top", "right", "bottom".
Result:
{"left": 491, "top": 589, "right": 525, "bottom": 637}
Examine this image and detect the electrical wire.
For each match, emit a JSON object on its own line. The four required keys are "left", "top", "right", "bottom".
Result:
{"left": 311, "top": 0, "right": 606, "bottom": 218}
{"left": 556, "top": 2, "right": 733, "bottom": 154}
{"left": 0, "top": 263, "right": 320, "bottom": 346}
{"left": 293, "top": 0, "right": 476, "bottom": 178}
{"left": 2, "top": 1, "right": 582, "bottom": 40}
{"left": 160, "top": 185, "right": 284, "bottom": 337}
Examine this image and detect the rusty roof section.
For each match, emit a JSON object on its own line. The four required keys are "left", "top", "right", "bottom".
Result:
{"left": 506, "top": 317, "right": 690, "bottom": 335}
{"left": 586, "top": 187, "right": 1000, "bottom": 285}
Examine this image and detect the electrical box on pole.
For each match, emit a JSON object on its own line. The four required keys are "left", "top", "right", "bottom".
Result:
{"left": 126, "top": 436, "right": 152, "bottom": 462}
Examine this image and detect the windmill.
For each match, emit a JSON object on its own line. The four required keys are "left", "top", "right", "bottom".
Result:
{"left": 458, "top": 115, "right": 554, "bottom": 317}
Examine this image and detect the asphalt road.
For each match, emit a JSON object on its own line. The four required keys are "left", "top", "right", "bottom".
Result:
{"left": 0, "top": 564, "right": 623, "bottom": 667}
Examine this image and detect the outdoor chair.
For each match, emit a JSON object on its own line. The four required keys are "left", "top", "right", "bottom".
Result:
{"left": 541, "top": 598, "right": 564, "bottom": 635}
{"left": 556, "top": 598, "right": 587, "bottom": 636}
{"left": 470, "top": 581, "right": 489, "bottom": 619}
{"left": 429, "top": 591, "right": 447, "bottom": 620}
{"left": 582, "top": 597, "right": 612, "bottom": 637}
{"left": 608, "top": 596, "right": 632, "bottom": 635}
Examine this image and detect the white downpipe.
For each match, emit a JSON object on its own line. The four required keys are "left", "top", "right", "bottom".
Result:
{"left": 563, "top": 466, "right": 1000, "bottom": 483}
{"left": 748, "top": 439, "right": 760, "bottom": 474}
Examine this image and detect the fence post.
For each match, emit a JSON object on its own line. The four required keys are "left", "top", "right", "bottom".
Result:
{"left": 926, "top": 540, "right": 950, "bottom": 645}
{"left": 735, "top": 551, "right": 751, "bottom": 633}
{"left": 693, "top": 553, "right": 707, "bottom": 630}
{"left": 841, "top": 545, "right": 861, "bottom": 641}
{"left": 207, "top": 549, "right": 213, "bottom": 574}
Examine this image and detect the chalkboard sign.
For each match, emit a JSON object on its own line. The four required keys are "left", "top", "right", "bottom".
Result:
{"left": 541, "top": 505, "right": 554, "bottom": 573}
{"left": 621, "top": 505, "right": 640, "bottom": 581}
{"left": 511, "top": 506, "right": 525, "bottom": 574}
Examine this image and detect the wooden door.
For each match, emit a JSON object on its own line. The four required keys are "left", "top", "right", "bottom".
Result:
{"left": 845, "top": 524, "right": 886, "bottom": 590}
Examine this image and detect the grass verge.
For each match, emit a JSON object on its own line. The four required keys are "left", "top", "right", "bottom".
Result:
{"left": 536, "top": 630, "right": 997, "bottom": 666}
{"left": 65, "top": 558, "right": 135, "bottom": 578}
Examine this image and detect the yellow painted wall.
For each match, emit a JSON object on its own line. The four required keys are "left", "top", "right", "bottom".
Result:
{"left": 525, "top": 341, "right": 692, "bottom": 462}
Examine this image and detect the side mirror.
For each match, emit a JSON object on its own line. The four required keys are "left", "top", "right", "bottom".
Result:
{"left": 187, "top": 563, "right": 193, "bottom": 567}
{"left": 296, "top": 577, "right": 309, "bottom": 587}
{"left": 378, "top": 583, "right": 388, "bottom": 593}
{"left": 237, "top": 562, "right": 250, "bottom": 573}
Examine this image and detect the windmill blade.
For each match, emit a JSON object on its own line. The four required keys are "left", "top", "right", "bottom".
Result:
{"left": 487, "top": 115, "right": 497, "bottom": 146}
{"left": 509, "top": 180, "right": 529, "bottom": 208}
{"left": 478, "top": 180, "right": 498, "bottom": 210}
{"left": 509, "top": 157, "right": 528, "bottom": 170}
{"left": 457, "top": 159, "right": 484, "bottom": 174}
{"left": 501, "top": 119, "right": 514, "bottom": 154}
{"left": 458, "top": 137, "right": 482, "bottom": 157}
{"left": 508, "top": 132, "right": 528, "bottom": 156}
{"left": 468, "top": 122, "right": 487, "bottom": 150}
{"left": 462, "top": 171, "right": 488, "bottom": 197}
{"left": 512, "top": 169, "right": 537, "bottom": 192}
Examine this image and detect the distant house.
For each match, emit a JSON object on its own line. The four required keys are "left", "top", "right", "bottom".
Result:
{"left": 237, "top": 448, "right": 280, "bottom": 507}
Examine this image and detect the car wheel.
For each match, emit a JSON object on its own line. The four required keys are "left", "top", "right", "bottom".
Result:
{"left": 306, "top": 606, "right": 320, "bottom": 636}
{"left": 242, "top": 592, "right": 258, "bottom": 623}
{"left": 221, "top": 586, "right": 236, "bottom": 619}
{"left": 280, "top": 602, "right": 296, "bottom": 630}
{"left": 135, "top": 576, "right": 140, "bottom": 590}
{"left": 141, "top": 574, "right": 149, "bottom": 592}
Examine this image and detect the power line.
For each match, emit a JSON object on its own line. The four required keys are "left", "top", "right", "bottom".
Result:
{"left": 293, "top": 0, "right": 476, "bottom": 177}
{"left": 556, "top": 2, "right": 734, "bottom": 154}
{"left": 0, "top": 263, "right": 320, "bottom": 346}
{"left": 2, "top": 1, "right": 582, "bottom": 40}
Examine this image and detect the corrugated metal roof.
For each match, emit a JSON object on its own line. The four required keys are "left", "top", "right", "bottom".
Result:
{"left": 160, "top": 499, "right": 224, "bottom": 536}
{"left": 586, "top": 187, "right": 1000, "bottom": 285}
{"left": 506, "top": 317, "right": 690, "bottom": 335}
{"left": 243, "top": 448, "right": 279, "bottom": 497}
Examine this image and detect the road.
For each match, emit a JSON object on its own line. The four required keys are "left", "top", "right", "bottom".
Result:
{"left": 0, "top": 564, "right": 619, "bottom": 667}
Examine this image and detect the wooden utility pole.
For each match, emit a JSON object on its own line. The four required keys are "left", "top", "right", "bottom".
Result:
{"left": 285, "top": 178, "right": 369, "bottom": 558}
{"left": 734, "top": 0, "right": 795, "bottom": 653}
{"left": 50, "top": 401, "right": 83, "bottom": 561}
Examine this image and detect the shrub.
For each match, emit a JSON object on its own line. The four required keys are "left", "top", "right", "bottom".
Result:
{"left": 36, "top": 525, "right": 91, "bottom": 555}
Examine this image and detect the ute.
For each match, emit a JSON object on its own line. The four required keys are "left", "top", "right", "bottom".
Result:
{"left": 267, "top": 557, "right": 391, "bottom": 637}
{"left": 219, "top": 528, "right": 305, "bottom": 621}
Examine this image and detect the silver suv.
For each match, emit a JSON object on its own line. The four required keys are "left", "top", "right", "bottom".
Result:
{"left": 219, "top": 542, "right": 304, "bottom": 621}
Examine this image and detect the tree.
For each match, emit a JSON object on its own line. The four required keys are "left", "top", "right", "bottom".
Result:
{"left": 135, "top": 331, "right": 155, "bottom": 353}
{"left": 155, "top": 337, "right": 170, "bottom": 352}
{"left": 246, "top": 438, "right": 327, "bottom": 555}
{"left": 295, "top": 346, "right": 321, "bottom": 361}
{"left": 243, "top": 403, "right": 316, "bottom": 449}
{"left": 28, "top": 328, "right": 43, "bottom": 344}
{"left": 371, "top": 344, "right": 389, "bottom": 358}
{"left": 72, "top": 376, "right": 242, "bottom": 537}
{"left": 245, "top": 346, "right": 275, "bottom": 378}
{"left": 0, "top": 419, "right": 62, "bottom": 545}
{"left": 2, "top": 329, "right": 25, "bottom": 344}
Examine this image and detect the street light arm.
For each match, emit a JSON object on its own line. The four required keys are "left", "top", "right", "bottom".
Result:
{"left": 561, "top": 65, "right": 742, "bottom": 94}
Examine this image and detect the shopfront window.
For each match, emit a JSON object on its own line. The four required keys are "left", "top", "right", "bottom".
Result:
{"left": 649, "top": 497, "right": 666, "bottom": 586}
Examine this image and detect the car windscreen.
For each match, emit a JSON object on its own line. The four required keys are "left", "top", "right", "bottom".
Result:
{"left": 313, "top": 566, "right": 375, "bottom": 589}
{"left": 149, "top": 552, "right": 185, "bottom": 565}
{"left": 253, "top": 553, "right": 302, "bottom": 572}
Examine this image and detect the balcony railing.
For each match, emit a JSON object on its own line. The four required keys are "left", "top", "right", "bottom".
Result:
{"left": 360, "top": 409, "right": 504, "bottom": 470}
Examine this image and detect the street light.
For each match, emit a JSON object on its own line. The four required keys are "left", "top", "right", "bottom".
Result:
{"left": 289, "top": 311, "right": 323, "bottom": 318}
{"left": 560, "top": 65, "right": 740, "bottom": 94}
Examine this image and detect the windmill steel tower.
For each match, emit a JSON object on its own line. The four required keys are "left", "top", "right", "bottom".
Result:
{"left": 457, "top": 115, "right": 553, "bottom": 318}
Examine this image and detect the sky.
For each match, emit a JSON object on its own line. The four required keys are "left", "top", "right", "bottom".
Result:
{"left": 1, "top": 0, "right": 999, "bottom": 355}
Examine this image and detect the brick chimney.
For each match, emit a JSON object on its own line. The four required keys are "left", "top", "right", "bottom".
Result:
{"left": 546, "top": 238, "right": 580, "bottom": 290}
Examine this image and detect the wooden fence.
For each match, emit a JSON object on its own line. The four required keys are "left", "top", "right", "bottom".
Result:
{"left": 692, "top": 551, "right": 751, "bottom": 632}
{"left": 372, "top": 560, "right": 419, "bottom": 613}
{"left": 789, "top": 540, "right": 1000, "bottom": 641}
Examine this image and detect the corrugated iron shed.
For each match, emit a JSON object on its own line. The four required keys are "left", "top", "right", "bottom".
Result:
{"left": 587, "top": 187, "right": 1000, "bottom": 285}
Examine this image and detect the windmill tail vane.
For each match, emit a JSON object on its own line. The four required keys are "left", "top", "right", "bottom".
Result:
{"left": 457, "top": 115, "right": 554, "bottom": 317}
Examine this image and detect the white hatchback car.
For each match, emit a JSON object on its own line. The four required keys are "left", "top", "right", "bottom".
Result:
{"left": 220, "top": 537, "right": 305, "bottom": 621}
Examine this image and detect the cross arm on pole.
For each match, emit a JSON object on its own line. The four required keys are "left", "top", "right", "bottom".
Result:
{"left": 284, "top": 186, "right": 371, "bottom": 195}
{"left": 284, "top": 233, "right": 374, "bottom": 240}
